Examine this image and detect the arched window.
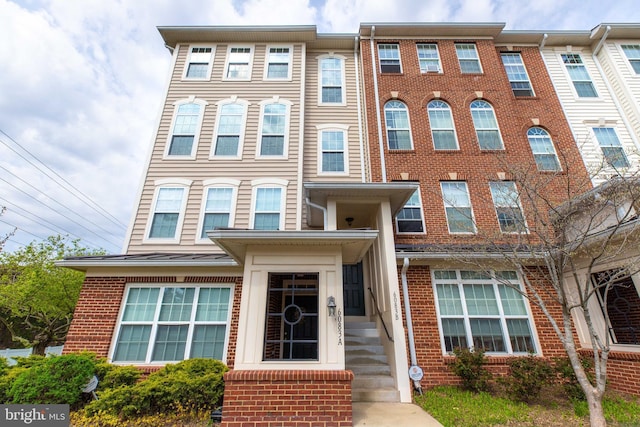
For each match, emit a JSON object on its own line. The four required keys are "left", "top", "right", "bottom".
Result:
{"left": 526, "top": 127, "right": 561, "bottom": 171}
{"left": 427, "top": 100, "right": 458, "bottom": 150}
{"left": 470, "top": 100, "right": 503, "bottom": 150}
{"left": 257, "top": 99, "right": 291, "bottom": 157}
{"left": 167, "top": 99, "right": 207, "bottom": 157}
{"left": 384, "top": 100, "right": 412, "bottom": 150}
{"left": 212, "top": 99, "right": 249, "bottom": 158}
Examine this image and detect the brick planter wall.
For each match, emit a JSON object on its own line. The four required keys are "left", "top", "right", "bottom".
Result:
{"left": 221, "top": 370, "right": 354, "bottom": 427}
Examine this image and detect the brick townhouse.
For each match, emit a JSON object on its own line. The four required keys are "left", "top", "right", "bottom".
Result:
{"left": 59, "top": 22, "right": 640, "bottom": 427}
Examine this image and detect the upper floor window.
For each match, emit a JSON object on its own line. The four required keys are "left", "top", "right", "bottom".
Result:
{"left": 146, "top": 179, "right": 192, "bottom": 242}
{"left": 526, "top": 127, "right": 561, "bottom": 171}
{"left": 251, "top": 180, "right": 287, "bottom": 230}
{"left": 501, "top": 52, "right": 534, "bottom": 96}
{"left": 592, "top": 127, "right": 630, "bottom": 168}
{"left": 319, "top": 56, "right": 345, "bottom": 104}
{"left": 166, "top": 99, "right": 207, "bottom": 158}
{"left": 621, "top": 45, "right": 640, "bottom": 74}
{"left": 112, "top": 285, "right": 233, "bottom": 363}
{"left": 427, "top": 100, "right": 458, "bottom": 150}
{"left": 455, "top": 43, "right": 482, "bottom": 73}
{"left": 396, "top": 190, "right": 425, "bottom": 233}
{"left": 265, "top": 46, "right": 291, "bottom": 80}
{"left": 470, "top": 100, "right": 503, "bottom": 150}
{"left": 561, "top": 53, "right": 597, "bottom": 97}
{"left": 384, "top": 100, "right": 412, "bottom": 150}
{"left": 198, "top": 179, "right": 240, "bottom": 242}
{"left": 258, "top": 99, "right": 290, "bottom": 157}
{"left": 212, "top": 100, "right": 248, "bottom": 158}
{"left": 318, "top": 125, "right": 348, "bottom": 175}
{"left": 433, "top": 270, "right": 537, "bottom": 354}
{"left": 489, "top": 181, "right": 527, "bottom": 233}
{"left": 417, "top": 43, "right": 441, "bottom": 73}
{"left": 184, "top": 46, "right": 214, "bottom": 79}
{"left": 225, "top": 46, "right": 252, "bottom": 80}
{"left": 378, "top": 43, "right": 401, "bottom": 73}
{"left": 441, "top": 181, "right": 476, "bottom": 233}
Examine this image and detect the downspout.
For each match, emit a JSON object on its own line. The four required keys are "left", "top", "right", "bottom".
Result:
{"left": 539, "top": 33, "right": 548, "bottom": 50}
{"left": 401, "top": 257, "right": 423, "bottom": 394}
{"left": 296, "top": 43, "right": 307, "bottom": 230}
{"left": 354, "top": 36, "right": 366, "bottom": 183}
{"left": 369, "top": 26, "right": 387, "bottom": 182}
{"left": 591, "top": 26, "right": 640, "bottom": 152}
{"left": 305, "top": 197, "right": 328, "bottom": 230}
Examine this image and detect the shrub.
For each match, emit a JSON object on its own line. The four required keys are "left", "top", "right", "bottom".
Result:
{"left": 85, "top": 358, "right": 228, "bottom": 419}
{"left": 501, "top": 354, "right": 553, "bottom": 402}
{"left": 94, "top": 360, "right": 141, "bottom": 390}
{"left": 0, "top": 365, "right": 27, "bottom": 403}
{"left": 6, "top": 353, "right": 97, "bottom": 408}
{"left": 450, "top": 347, "right": 492, "bottom": 392}
{"left": 554, "top": 356, "right": 594, "bottom": 401}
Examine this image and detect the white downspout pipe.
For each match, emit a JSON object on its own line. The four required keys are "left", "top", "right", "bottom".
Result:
{"left": 354, "top": 36, "right": 366, "bottom": 183}
{"left": 401, "top": 257, "right": 422, "bottom": 393}
{"left": 305, "top": 197, "right": 328, "bottom": 230}
{"left": 369, "top": 26, "right": 387, "bottom": 183}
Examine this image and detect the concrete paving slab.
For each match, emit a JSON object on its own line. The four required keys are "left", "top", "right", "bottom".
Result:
{"left": 352, "top": 402, "right": 443, "bottom": 427}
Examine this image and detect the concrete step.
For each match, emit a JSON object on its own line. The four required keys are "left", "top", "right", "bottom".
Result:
{"left": 346, "top": 354, "right": 389, "bottom": 365}
{"left": 348, "top": 364, "right": 392, "bottom": 376}
{"left": 344, "top": 328, "right": 380, "bottom": 337}
{"left": 346, "top": 345, "right": 385, "bottom": 355}
{"left": 345, "top": 321, "right": 376, "bottom": 330}
{"left": 352, "top": 388, "right": 401, "bottom": 403}
{"left": 352, "top": 374, "right": 396, "bottom": 389}
{"left": 345, "top": 336, "right": 381, "bottom": 346}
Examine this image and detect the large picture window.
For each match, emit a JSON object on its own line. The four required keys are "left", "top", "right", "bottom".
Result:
{"left": 434, "top": 270, "right": 537, "bottom": 354}
{"left": 593, "top": 270, "right": 640, "bottom": 345}
{"left": 113, "top": 286, "right": 233, "bottom": 363}
{"left": 263, "top": 273, "right": 319, "bottom": 361}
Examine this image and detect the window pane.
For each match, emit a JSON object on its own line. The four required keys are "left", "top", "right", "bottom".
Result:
{"left": 507, "top": 319, "right": 535, "bottom": 353}
{"left": 464, "top": 284, "right": 499, "bottom": 315}
{"left": 256, "top": 188, "right": 281, "bottom": 210}
{"left": 113, "top": 325, "right": 151, "bottom": 362}
{"left": 267, "top": 63, "right": 288, "bottom": 78}
{"left": 322, "top": 152, "right": 344, "bottom": 172}
{"left": 214, "top": 136, "right": 239, "bottom": 156}
{"left": 436, "top": 283, "right": 463, "bottom": 316}
{"left": 186, "top": 63, "right": 208, "bottom": 78}
{"left": 322, "top": 87, "right": 342, "bottom": 103}
{"left": 191, "top": 325, "right": 226, "bottom": 359}
{"left": 122, "top": 288, "right": 160, "bottom": 321}
{"left": 261, "top": 136, "right": 284, "bottom": 155}
{"left": 201, "top": 213, "right": 229, "bottom": 237}
{"left": 158, "top": 287, "right": 195, "bottom": 322}
{"left": 388, "top": 130, "right": 412, "bottom": 150}
{"left": 321, "top": 58, "right": 343, "bottom": 103}
{"left": 441, "top": 318, "right": 467, "bottom": 352}
{"left": 470, "top": 318, "right": 505, "bottom": 352}
{"left": 499, "top": 285, "right": 527, "bottom": 315}
{"left": 168, "top": 136, "right": 194, "bottom": 155}
{"left": 149, "top": 213, "right": 179, "bottom": 238}
{"left": 196, "top": 288, "right": 231, "bottom": 321}
{"left": 254, "top": 213, "right": 280, "bottom": 230}
{"left": 152, "top": 325, "right": 188, "bottom": 361}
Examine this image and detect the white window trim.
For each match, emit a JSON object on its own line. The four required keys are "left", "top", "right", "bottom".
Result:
{"left": 416, "top": 43, "right": 442, "bottom": 73}
{"left": 427, "top": 99, "right": 459, "bottom": 150}
{"left": 441, "top": 181, "right": 477, "bottom": 234}
{"left": 559, "top": 51, "right": 600, "bottom": 99}
{"left": 432, "top": 270, "right": 541, "bottom": 356}
{"left": 455, "top": 43, "right": 483, "bottom": 74}
{"left": 256, "top": 97, "right": 292, "bottom": 159}
{"left": 250, "top": 178, "right": 288, "bottom": 230}
{"left": 591, "top": 126, "right": 630, "bottom": 169}
{"left": 182, "top": 44, "right": 215, "bottom": 81}
{"left": 143, "top": 178, "right": 193, "bottom": 244}
{"left": 618, "top": 43, "right": 640, "bottom": 76}
{"left": 109, "top": 283, "right": 235, "bottom": 365}
{"left": 316, "top": 124, "right": 350, "bottom": 176}
{"left": 263, "top": 44, "right": 293, "bottom": 81}
{"left": 489, "top": 181, "right": 529, "bottom": 234}
{"left": 196, "top": 178, "right": 241, "bottom": 244}
{"left": 527, "top": 127, "right": 562, "bottom": 172}
{"left": 500, "top": 52, "right": 535, "bottom": 97}
{"left": 317, "top": 54, "right": 347, "bottom": 106}
{"left": 384, "top": 100, "right": 414, "bottom": 150}
{"left": 395, "top": 189, "right": 426, "bottom": 234}
{"left": 470, "top": 100, "right": 505, "bottom": 150}
{"left": 378, "top": 43, "right": 402, "bottom": 73}
{"left": 223, "top": 45, "right": 254, "bottom": 81}
{"left": 164, "top": 97, "right": 208, "bottom": 159}
{"left": 210, "top": 97, "right": 250, "bottom": 160}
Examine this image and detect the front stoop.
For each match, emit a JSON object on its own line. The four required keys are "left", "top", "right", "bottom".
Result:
{"left": 346, "top": 320, "right": 400, "bottom": 402}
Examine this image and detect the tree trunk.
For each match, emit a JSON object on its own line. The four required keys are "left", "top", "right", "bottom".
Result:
{"left": 31, "top": 340, "right": 47, "bottom": 356}
{"left": 586, "top": 391, "right": 606, "bottom": 427}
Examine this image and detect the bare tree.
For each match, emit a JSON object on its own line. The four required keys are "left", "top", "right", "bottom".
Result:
{"left": 431, "top": 149, "right": 640, "bottom": 427}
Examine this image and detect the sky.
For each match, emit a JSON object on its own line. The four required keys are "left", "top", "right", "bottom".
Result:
{"left": 1, "top": 0, "right": 640, "bottom": 254}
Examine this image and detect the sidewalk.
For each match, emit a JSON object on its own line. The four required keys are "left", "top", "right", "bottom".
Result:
{"left": 352, "top": 402, "right": 444, "bottom": 427}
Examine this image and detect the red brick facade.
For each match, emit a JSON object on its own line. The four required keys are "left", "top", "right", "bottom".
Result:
{"left": 221, "top": 370, "right": 353, "bottom": 427}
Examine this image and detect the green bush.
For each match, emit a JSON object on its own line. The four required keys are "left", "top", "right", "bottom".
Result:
{"left": 450, "top": 347, "right": 492, "bottom": 392}
{"left": 94, "top": 360, "right": 141, "bottom": 390}
{"left": 0, "top": 365, "right": 27, "bottom": 403}
{"left": 554, "top": 356, "right": 594, "bottom": 401}
{"left": 6, "top": 353, "right": 97, "bottom": 408}
{"left": 501, "top": 354, "right": 553, "bottom": 402}
{"left": 85, "top": 358, "right": 228, "bottom": 419}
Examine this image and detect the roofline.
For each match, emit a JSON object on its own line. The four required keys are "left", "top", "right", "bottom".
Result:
{"left": 56, "top": 257, "right": 238, "bottom": 269}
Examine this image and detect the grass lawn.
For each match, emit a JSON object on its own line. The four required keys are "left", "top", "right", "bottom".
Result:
{"left": 415, "top": 385, "right": 640, "bottom": 427}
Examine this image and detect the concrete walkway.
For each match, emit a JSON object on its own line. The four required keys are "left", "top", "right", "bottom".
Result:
{"left": 353, "top": 402, "right": 444, "bottom": 427}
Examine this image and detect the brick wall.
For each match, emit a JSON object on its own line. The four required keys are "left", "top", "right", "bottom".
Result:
{"left": 64, "top": 275, "right": 243, "bottom": 370}
{"left": 602, "top": 351, "right": 640, "bottom": 396}
{"left": 221, "top": 370, "right": 353, "bottom": 427}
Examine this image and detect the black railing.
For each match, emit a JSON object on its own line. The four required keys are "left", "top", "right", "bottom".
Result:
{"left": 368, "top": 287, "right": 393, "bottom": 342}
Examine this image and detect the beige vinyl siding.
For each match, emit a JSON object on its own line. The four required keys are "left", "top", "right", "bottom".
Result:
{"left": 541, "top": 46, "right": 638, "bottom": 183}
{"left": 303, "top": 50, "right": 364, "bottom": 182}
{"left": 127, "top": 43, "right": 304, "bottom": 253}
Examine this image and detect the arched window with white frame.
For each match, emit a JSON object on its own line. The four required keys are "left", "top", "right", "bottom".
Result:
{"left": 166, "top": 98, "right": 208, "bottom": 158}
{"left": 384, "top": 100, "right": 413, "bottom": 150}
{"left": 197, "top": 178, "right": 240, "bottom": 243}
{"left": 257, "top": 98, "right": 291, "bottom": 158}
{"left": 211, "top": 98, "right": 249, "bottom": 158}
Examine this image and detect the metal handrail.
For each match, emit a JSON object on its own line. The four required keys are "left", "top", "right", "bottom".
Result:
{"left": 368, "top": 287, "right": 393, "bottom": 342}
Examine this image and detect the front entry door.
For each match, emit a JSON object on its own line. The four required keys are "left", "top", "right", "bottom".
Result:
{"left": 343, "top": 263, "right": 365, "bottom": 316}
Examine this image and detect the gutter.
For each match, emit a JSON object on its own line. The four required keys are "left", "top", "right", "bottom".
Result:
{"left": 401, "top": 257, "right": 422, "bottom": 394}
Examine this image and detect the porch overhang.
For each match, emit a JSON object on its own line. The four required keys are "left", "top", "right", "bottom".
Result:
{"left": 208, "top": 229, "right": 379, "bottom": 265}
